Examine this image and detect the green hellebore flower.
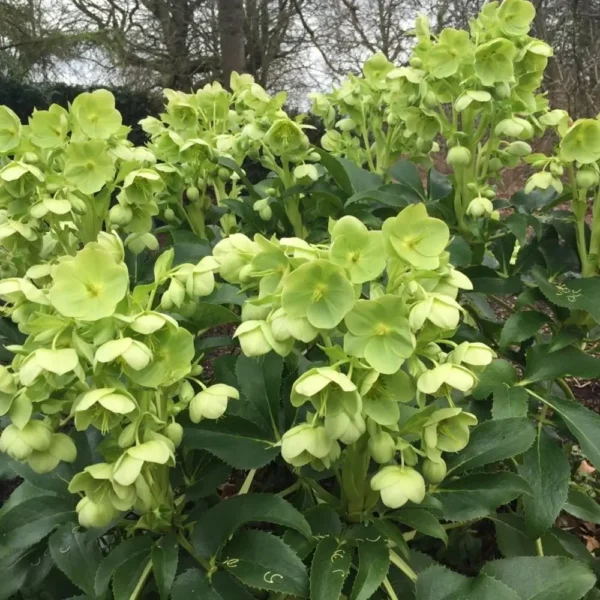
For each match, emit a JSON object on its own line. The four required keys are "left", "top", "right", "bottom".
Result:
{"left": 360, "top": 369, "right": 415, "bottom": 426}
{"left": 28, "top": 105, "right": 69, "bottom": 148}
{"left": 474, "top": 39, "right": 517, "bottom": 87}
{"left": 268, "top": 307, "right": 319, "bottom": 343}
{"left": 369, "top": 431, "right": 396, "bottom": 464}
{"left": 447, "top": 146, "right": 472, "bottom": 168}
{"left": 324, "top": 410, "right": 366, "bottom": 444}
{"left": 213, "top": 234, "right": 259, "bottom": 283}
{"left": 26, "top": 433, "right": 77, "bottom": 474}
{"left": 417, "top": 363, "right": 476, "bottom": 396}
{"left": 64, "top": 141, "right": 115, "bottom": 194}
{"left": 69, "top": 462, "right": 135, "bottom": 509}
{"left": 127, "top": 327, "right": 194, "bottom": 388}
{"left": 422, "top": 450, "right": 447, "bottom": 484}
{"left": 189, "top": 384, "right": 239, "bottom": 422}
{"left": 370, "top": 465, "right": 426, "bottom": 509}
{"left": 19, "top": 348, "right": 80, "bottom": 386}
{"left": 498, "top": 0, "right": 536, "bottom": 36}
{"left": 173, "top": 256, "right": 220, "bottom": 298}
{"left": 409, "top": 294, "right": 462, "bottom": 331}
{"left": 0, "top": 105, "right": 21, "bottom": 153}
{"left": 112, "top": 440, "right": 174, "bottom": 487}
{"left": 382, "top": 204, "right": 449, "bottom": 269}
{"left": 264, "top": 119, "right": 309, "bottom": 157}
{"left": 49, "top": 245, "right": 129, "bottom": 321}
{"left": 422, "top": 408, "right": 478, "bottom": 452}
{"left": 165, "top": 422, "right": 184, "bottom": 447}
{"left": 363, "top": 51, "right": 394, "bottom": 80}
{"left": 344, "top": 296, "right": 414, "bottom": 375}
{"left": 560, "top": 119, "right": 600, "bottom": 165}
{"left": 95, "top": 338, "right": 153, "bottom": 371}
{"left": 280, "top": 423, "right": 336, "bottom": 467}
{"left": 71, "top": 90, "right": 122, "bottom": 139}
{"left": 293, "top": 163, "right": 319, "bottom": 183}
{"left": 234, "top": 320, "right": 293, "bottom": 357}
{"left": 121, "top": 169, "right": 164, "bottom": 205}
{"left": 282, "top": 259, "right": 355, "bottom": 329}
{"left": 466, "top": 196, "right": 494, "bottom": 218}
{"left": 74, "top": 388, "right": 137, "bottom": 432}
{"left": 576, "top": 167, "right": 600, "bottom": 189}
{"left": 329, "top": 216, "right": 386, "bottom": 284}
{"left": 0, "top": 420, "right": 53, "bottom": 461}
{"left": 76, "top": 495, "right": 121, "bottom": 529}
{"left": 425, "top": 28, "right": 472, "bottom": 78}
{"left": 0, "top": 161, "right": 44, "bottom": 198}
{"left": 291, "top": 367, "right": 357, "bottom": 411}
{"left": 449, "top": 342, "right": 496, "bottom": 366}
{"left": 129, "top": 312, "right": 178, "bottom": 335}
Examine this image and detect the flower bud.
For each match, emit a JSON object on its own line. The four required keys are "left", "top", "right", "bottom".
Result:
{"left": 109, "top": 204, "right": 133, "bottom": 226}
{"left": 76, "top": 496, "right": 120, "bottom": 529}
{"left": 369, "top": 431, "right": 396, "bottom": 464}
{"left": 370, "top": 466, "right": 426, "bottom": 509}
{"left": 293, "top": 164, "right": 319, "bottom": 183}
{"left": 164, "top": 207, "right": 176, "bottom": 221}
{"left": 576, "top": 168, "right": 599, "bottom": 190}
{"left": 422, "top": 456, "right": 447, "bottom": 484}
{"left": 494, "top": 81, "right": 511, "bottom": 99}
{"left": 281, "top": 423, "right": 333, "bottom": 467}
{"left": 165, "top": 422, "right": 184, "bottom": 447}
{"left": 506, "top": 141, "right": 532, "bottom": 157}
{"left": 186, "top": 186, "right": 200, "bottom": 202}
{"left": 447, "top": 146, "right": 471, "bottom": 168}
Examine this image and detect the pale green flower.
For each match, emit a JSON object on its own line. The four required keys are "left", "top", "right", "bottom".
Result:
{"left": 417, "top": 363, "right": 477, "bottom": 396}
{"left": 474, "top": 39, "right": 517, "bottom": 86}
{"left": 422, "top": 408, "right": 478, "bottom": 452}
{"left": 0, "top": 106, "right": 21, "bottom": 153}
{"left": 64, "top": 141, "right": 115, "bottom": 194}
{"left": 360, "top": 369, "right": 415, "bottom": 426}
{"left": 281, "top": 423, "right": 337, "bottom": 468}
{"left": 371, "top": 465, "right": 426, "bottom": 509}
{"left": 28, "top": 105, "right": 69, "bottom": 148}
{"left": 26, "top": 433, "right": 76, "bottom": 473}
{"left": 0, "top": 420, "right": 52, "bottom": 461}
{"left": 112, "top": 440, "right": 174, "bottom": 487}
{"left": 560, "top": 119, "right": 600, "bottom": 165}
{"left": 71, "top": 89, "right": 122, "bottom": 139}
{"left": 49, "top": 246, "right": 129, "bottom": 321}
{"left": 74, "top": 388, "right": 137, "bottom": 432}
{"left": 189, "top": 384, "right": 239, "bottom": 422}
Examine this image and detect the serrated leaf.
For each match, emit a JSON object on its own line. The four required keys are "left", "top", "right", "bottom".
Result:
{"left": 538, "top": 394, "right": 600, "bottom": 471}
{"left": 172, "top": 569, "right": 220, "bottom": 600}
{"left": 152, "top": 534, "right": 179, "bottom": 600}
{"left": 373, "top": 519, "right": 411, "bottom": 560}
{"left": 435, "top": 473, "right": 531, "bottom": 521}
{"left": 4, "top": 458, "right": 70, "bottom": 496}
{"left": 222, "top": 530, "right": 309, "bottom": 597}
{"left": 447, "top": 418, "right": 536, "bottom": 474}
{"left": 184, "top": 452, "right": 231, "bottom": 501}
{"left": 235, "top": 353, "right": 282, "bottom": 436}
{"left": 563, "top": 488, "right": 600, "bottom": 524}
{"left": 172, "top": 230, "right": 211, "bottom": 265}
{"left": 473, "top": 359, "right": 517, "bottom": 399}
{"left": 184, "top": 416, "right": 279, "bottom": 469}
{"left": 0, "top": 495, "right": 75, "bottom": 559}
{"left": 415, "top": 564, "right": 521, "bottom": 600}
{"left": 494, "top": 513, "right": 536, "bottom": 558}
{"left": 389, "top": 508, "right": 447, "bottom": 544}
{"left": 95, "top": 536, "right": 153, "bottom": 596}
{"left": 492, "top": 386, "right": 529, "bottom": 419}
{"left": 523, "top": 345, "right": 600, "bottom": 384}
{"left": 192, "top": 493, "right": 311, "bottom": 559}
{"left": 113, "top": 555, "right": 152, "bottom": 600}
{"left": 482, "top": 556, "right": 596, "bottom": 600}
{"left": 310, "top": 537, "right": 352, "bottom": 600}
{"left": 0, "top": 548, "right": 35, "bottom": 600}
{"left": 500, "top": 311, "right": 550, "bottom": 348}
{"left": 48, "top": 523, "right": 102, "bottom": 597}
{"left": 519, "top": 431, "right": 570, "bottom": 538}
{"left": 350, "top": 538, "right": 389, "bottom": 600}
{"left": 191, "top": 303, "right": 239, "bottom": 329}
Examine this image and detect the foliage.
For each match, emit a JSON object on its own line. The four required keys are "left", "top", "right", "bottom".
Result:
{"left": 0, "top": 1, "right": 600, "bottom": 599}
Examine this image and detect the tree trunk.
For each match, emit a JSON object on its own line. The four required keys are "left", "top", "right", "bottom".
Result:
{"left": 218, "top": 0, "right": 246, "bottom": 88}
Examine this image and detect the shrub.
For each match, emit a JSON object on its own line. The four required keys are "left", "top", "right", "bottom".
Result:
{"left": 0, "top": 1, "right": 600, "bottom": 599}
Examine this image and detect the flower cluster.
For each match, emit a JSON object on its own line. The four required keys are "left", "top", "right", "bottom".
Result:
{"left": 211, "top": 205, "right": 495, "bottom": 509}
{"left": 0, "top": 233, "right": 237, "bottom": 529}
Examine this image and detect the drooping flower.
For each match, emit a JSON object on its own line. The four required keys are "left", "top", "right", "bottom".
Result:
{"left": 422, "top": 408, "right": 478, "bottom": 452}
{"left": 370, "top": 465, "right": 426, "bottom": 509}
{"left": 417, "top": 363, "right": 477, "bottom": 396}
{"left": 189, "top": 384, "right": 239, "bottom": 422}
{"left": 560, "top": 119, "right": 600, "bottom": 165}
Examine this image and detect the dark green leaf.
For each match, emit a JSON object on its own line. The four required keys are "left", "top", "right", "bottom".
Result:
{"left": 492, "top": 386, "right": 529, "bottom": 419}
{"left": 113, "top": 554, "right": 152, "bottom": 600}
{"left": 212, "top": 571, "right": 257, "bottom": 599}
{"left": 0, "top": 495, "right": 75, "bottom": 558}
{"left": 305, "top": 504, "right": 342, "bottom": 537}
{"left": 499, "top": 311, "right": 550, "bottom": 348}
{"left": 463, "top": 266, "right": 522, "bottom": 295}
{"left": 3, "top": 458, "right": 70, "bottom": 496}
{"left": 532, "top": 267, "right": 600, "bottom": 323}
{"left": 373, "top": 519, "right": 410, "bottom": 560}
{"left": 345, "top": 183, "right": 414, "bottom": 208}
{"left": 435, "top": 473, "right": 531, "bottom": 521}
{"left": 563, "top": 488, "right": 600, "bottom": 524}
{"left": 152, "top": 534, "right": 179, "bottom": 600}
{"left": 389, "top": 508, "right": 447, "bottom": 544}
{"left": 191, "top": 303, "right": 239, "bottom": 329}
{"left": 538, "top": 394, "right": 600, "bottom": 471}
{"left": 447, "top": 418, "right": 536, "bottom": 474}
{"left": 192, "top": 493, "right": 311, "bottom": 559}
{"left": 203, "top": 284, "right": 247, "bottom": 306}
{"left": 171, "top": 230, "right": 211, "bottom": 265}
{"left": 184, "top": 416, "right": 279, "bottom": 469}
{"left": 0, "top": 548, "right": 36, "bottom": 600}
{"left": 519, "top": 431, "right": 570, "bottom": 538}
{"left": 482, "top": 556, "right": 596, "bottom": 600}
{"left": 222, "top": 530, "right": 309, "bottom": 597}
{"left": 95, "top": 536, "right": 153, "bottom": 596}
{"left": 523, "top": 345, "right": 600, "bottom": 384}
{"left": 350, "top": 537, "right": 390, "bottom": 600}
{"left": 48, "top": 523, "right": 102, "bottom": 597}
{"left": 184, "top": 454, "right": 231, "bottom": 500}
{"left": 235, "top": 353, "right": 282, "bottom": 436}
{"left": 172, "top": 569, "right": 220, "bottom": 600}
{"left": 494, "top": 514, "right": 536, "bottom": 558}
{"left": 473, "top": 359, "right": 517, "bottom": 400}
{"left": 310, "top": 537, "right": 352, "bottom": 600}
{"left": 448, "top": 237, "right": 472, "bottom": 267}
{"left": 416, "top": 564, "right": 520, "bottom": 600}
{"left": 511, "top": 188, "right": 558, "bottom": 213}
{"left": 387, "top": 160, "right": 425, "bottom": 200}
{"left": 196, "top": 336, "right": 236, "bottom": 353}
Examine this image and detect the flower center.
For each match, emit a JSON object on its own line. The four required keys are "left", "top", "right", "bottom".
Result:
{"left": 374, "top": 322, "right": 391, "bottom": 335}
{"left": 312, "top": 283, "right": 328, "bottom": 302}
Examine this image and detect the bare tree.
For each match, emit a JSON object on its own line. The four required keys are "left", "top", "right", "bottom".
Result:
{"left": 218, "top": 0, "right": 245, "bottom": 86}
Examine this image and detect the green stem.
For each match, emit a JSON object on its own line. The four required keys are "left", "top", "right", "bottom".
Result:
{"left": 589, "top": 187, "right": 600, "bottom": 269}
{"left": 569, "top": 166, "right": 593, "bottom": 277}
{"left": 177, "top": 534, "right": 211, "bottom": 571}
{"left": 535, "top": 537, "right": 544, "bottom": 556}
{"left": 389, "top": 549, "right": 418, "bottom": 582}
{"left": 557, "top": 379, "right": 576, "bottom": 400}
{"left": 238, "top": 469, "right": 256, "bottom": 495}
{"left": 278, "top": 480, "right": 301, "bottom": 497}
{"left": 383, "top": 576, "right": 400, "bottom": 600}
{"left": 129, "top": 558, "right": 152, "bottom": 600}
